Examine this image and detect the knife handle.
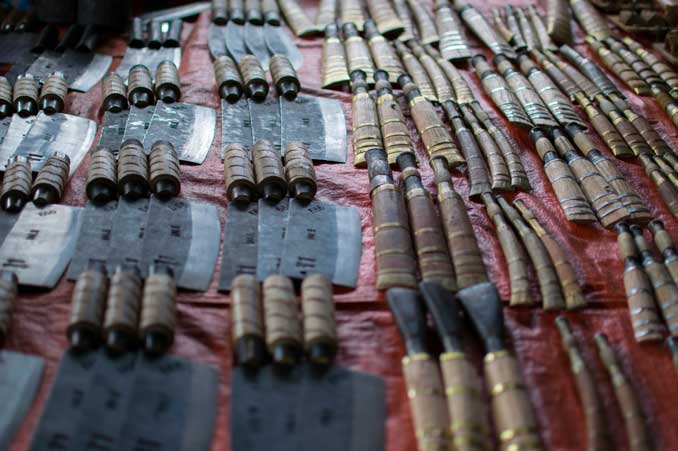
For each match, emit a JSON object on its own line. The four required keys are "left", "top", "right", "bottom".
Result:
{"left": 595, "top": 334, "right": 653, "bottom": 451}
{"left": 1, "top": 156, "right": 32, "bottom": 212}
{"left": 215, "top": 55, "right": 244, "bottom": 103}
{"left": 246, "top": 0, "right": 263, "bottom": 24}
{"left": 239, "top": 55, "right": 269, "bottom": 102}
{"left": 231, "top": 274, "right": 266, "bottom": 367}
{"left": 435, "top": 178, "right": 488, "bottom": 289}
{"left": 344, "top": 29, "right": 375, "bottom": 83}
{"left": 270, "top": 54, "right": 301, "bottom": 100}
{"left": 641, "top": 257, "right": 678, "bottom": 336}
{"left": 154, "top": 60, "right": 181, "bottom": 104}
{"left": 401, "top": 168, "right": 457, "bottom": 292}
{"left": 483, "top": 194, "right": 534, "bottom": 306}
{"left": 376, "top": 92, "right": 414, "bottom": 165}
{"left": 638, "top": 153, "right": 678, "bottom": 217}
{"left": 402, "top": 353, "right": 453, "bottom": 451}
{"left": 230, "top": 0, "right": 245, "bottom": 24}
{"left": 263, "top": 275, "right": 302, "bottom": 366}
{"left": 623, "top": 262, "right": 665, "bottom": 342}
{"left": 576, "top": 93, "right": 633, "bottom": 159}
{"left": 283, "top": 142, "right": 317, "bottom": 201}
{"left": 371, "top": 183, "right": 418, "bottom": 289}
{"left": 33, "top": 23, "right": 59, "bottom": 53}
{"left": 407, "top": 0, "right": 438, "bottom": 45}
{"left": 440, "top": 352, "right": 492, "bottom": 451}
{"left": 340, "top": 0, "right": 366, "bottom": 31}
{"left": 127, "top": 65, "right": 154, "bottom": 108}
{"left": 351, "top": 91, "right": 382, "bottom": 168}
{"left": 531, "top": 132, "right": 596, "bottom": 223}
{"left": 0, "top": 271, "right": 18, "bottom": 347}
{"left": 32, "top": 151, "right": 70, "bottom": 206}
{"left": 301, "top": 274, "right": 337, "bottom": 366}
{"left": 262, "top": 0, "right": 281, "bottom": 25}
{"left": 104, "top": 267, "right": 143, "bottom": 354}
{"left": 278, "top": 0, "right": 317, "bottom": 38}
{"left": 466, "top": 115, "right": 511, "bottom": 192}
{"left": 164, "top": 19, "right": 182, "bottom": 48}
{"left": 211, "top": 0, "right": 229, "bottom": 25}
{"left": 118, "top": 139, "right": 150, "bottom": 200}
{"left": 253, "top": 139, "right": 287, "bottom": 201}
{"left": 481, "top": 115, "right": 530, "bottom": 191}
{"left": 408, "top": 96, "right": 464, "bottom": 167}
{"left": 140, "top": 266, "right": 177, "bottom": 355}
{"left": 625, "top": 109, "right": 673, "bottom": 157}
{"left": 484, "top": 350, "right": 542, "bottom": 451}
{"left": 442, "top": 102, "right": 491, "bottom": 198}
{"left": 649, "top": 220, "right": 678, "bottom": 285}
{"left": 321, "top": 25, "right": 350, "bottom": 89}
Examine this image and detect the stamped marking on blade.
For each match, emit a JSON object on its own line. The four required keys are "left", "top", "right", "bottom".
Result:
{"left": 122, "top": 105, "right": 155, "bottom": 147}
{"left": 208, "top": 24, "right": 227, "bottom": 58}
{"left": 249, "top": 97, "right": 281, "bottom": 153}
{"left": 0, "top": 351, "right": 44, "bottom": 451}
{"left": 244, "top": 22, "right": 270, "bottom": 70}
{"left": 280, "top": 199, "right": 361, "bottom": 287}
{"left": 106, "top": 198, "right": 150, "bottom": 275}
{"left": 264, "top": 24, "right": 303, "bottom": 71}
{"left": 226, "top": 22, "right": 248, "bottom": 63}
{"left": 0, "top": 114, "right": 36, "bottom": 171}
{"left": 0, "top": 204, "right": 82, "bottom": 288}
{"left": 143, "top": 101, "right": 216, "bottom": 164}
{"left": 181, "top": 201, "right": 220, "bottom": 291}
{"left": 98, "top": 110, "right": 129, "bottom": 155}
{"left": 218, "top": 202, "right": 258, "bottom": 291}
{"left": 280, "top": 96, "right": 347, "bottom": 162}
{"left": 67, "top": 201, "right": 118, "bottom": 280}
{"left": 12, "top": 112, "right": 97, "bottom": 175}
{"left": 221, "top": 99, "right": 253, "bottom": 159}
{"left": 256, "top": 198, "right": 290, "bottom": 281}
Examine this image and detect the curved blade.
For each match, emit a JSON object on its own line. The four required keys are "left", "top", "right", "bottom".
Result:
{"left": 70, "top": 52, "right": 112, "bottom": 92}
{"left": 207, "top": 23, "right": 227, "bottom": 58}
{"left": 115, "top": 47, "right": 182, "bottom": 82}
{"left": 280, "top": 95, "right": 347, "bottom": 163}
{"left": 244, "top": 22, "right": 270, "bottom": 70}
{"left": 264, "top": 23, "right": 302, "bottom": 71}
{"left": 0, "top": 203, "right": 82, "bottom": 288}
{"left": 226, "top": 21, "right": 249, "bottom": 63}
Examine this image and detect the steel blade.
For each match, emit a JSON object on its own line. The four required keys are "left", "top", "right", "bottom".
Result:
{"left": 0, "top": 116, "right": 13, "bottom": 160}
{"left": 106, "top": 198, "right": 150, "bottom": 275}
{"left": 121, "top": 105, "right": 155, "bottom": 147}
{"left": 67, "top": 201, "right": 118, "bottom": 280}
{"left": 143, "top": 101, "right": 216, "bottom": 164}
{"left": 70, "top": 53, "right": 113, "bottom": 93}
{"left": 0, "top": 203, "right": 82, "bottom": 288}
{"left": 231, "top": 364, "right": 385, "bottom": 451}
{"left": 264, "top": 24, "right": 303, "bottom": 71}
{"left": 244, "top": 22, "right": 270, "bottom": 70}
{"left": 5, "top": 56, "right": 40, "bottom": 84}
{"left": 249, "top": 97, "right": 281, "bottom": 153}
{"left": 115, "top": 47, "right": 182, "bottom": 83}
{"left": 256, "top": 198, "right": 290, "bottom": 281}
{"left": 220, "top": 99, "right": 253, "bottom": 159}
{"left": 280, "top": 95, "right": 347, "bottom": 163}
{"left": 97, "top": 110, "right": 129, "bottom": 154}
{"left": 0, "top": 32, "right": 38, "bottom": 65}
{"left": 25, "top": 50, "right": 63, "bottom": 84}
{"left": 0, "top": 351, "right": 44, "bottom": 451}
{"left": 280, "top": 199, "right": 361, "bottom": 287}
{"left": 218, "top": 202, "right": 258, "bottom": 291}
{"left": 12, "top": 112, "right": 97, "bottom": 175}
{"left": 226, "top": 21, "right": 248, "bottom": 63}
{"left": 0, "top": 211, "right": 20, "bottom": 247}
{"left": 139, "top": 1, "right": 211, "bottom": 23}
{"left": 52, "top": 49, "right": 95, "bottom": 87}
{"left": 0, "top": 115, "right": 36, "bottom": 171}
{"left": 181, "top": 200, "right": 220, "bottom": 291}
{"left": 208, "top": 24, "right": 227, "bottom": 58}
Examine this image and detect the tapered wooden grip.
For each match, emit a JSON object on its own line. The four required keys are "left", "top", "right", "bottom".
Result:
{"left": 623, "top": 265, "right": 665, "bottom": 342}
{"left": 484, "top": 351, "right": 541, "bottom": 451}
{"left": 638, "top": 153, "right": 678, "bottom": 217}
{"left": 437, "top": 187, "right": 488, "bottom": 289}
{"left": 397, "top": 46, "right": 437, "bottom": 102}
{"left": 376, "top": 93, "right": 413, "bottom": 164}
{"left": 611, "top": 376, "right": 653, "bottom": 451}
{"left": 627, "top": 111, "right": 672, "bottom": 156}
{"left": 580, "top": 99, "right": 633, "bottom": 158}
{"left": 371, "top": 184, "right": 418, "bottom": 289}
{"left": 409, "top": 97, "right": 464, "bottom": 167}
{"left": 322, "top": 36, "right": 350, "bottom": 89}
{"left": 608, "top": 110, "right": 652, "bottom": 157}
{"left": 439, "top": 352, "right": 492, "bottom": 451}
{"left": 468, "top": 121, "right": 511, "bottom": 191}
{"left": 402, "top": 354, "right": 453, "bottom": 451}
{"left": 449, "top": 117, "right": 492, "bottom": 197}
{"left": 483, "top": 119, "right": 530, "bottom": 190}
{"left": 404, "top": 185, "right": 457, "bottom": 291}
{"left": 488, "top": 209, "right": 533, "bottom": 306}
{"left": 345, "top": 36, "right": 375, "bottom": 82}
{"left": 352, "top": 92, "right": 382, "bottom": 167}
{"left": 643, "top": 259, "right": 678, "bottom": 336}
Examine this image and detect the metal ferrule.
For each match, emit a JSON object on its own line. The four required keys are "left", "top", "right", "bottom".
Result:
{"left": 214, "top": 55, "right": 244, "bottom": 103}
{"left": 127, "top": 65, "right": 154, "bottom": 108}
{"left": 434, "top": 0, "right": 471, "bottom": 61}
{"left": 102, "top": 72, "right": 128, "bottom": 113}
{"left": 140, "top": 266, "right": 177, "bottom": 355}
{"left": 283, "top": 142, "right": 317, "bottom": 201}
{"left": 86, "top": 148, "right": 118, "bottom": 204}
{"left": 31, "top": 152, "right": 70, "bottom": 206}
{"left": 1, "top": 156, "right": 32, "bottom": 212}
{"left": 253, "top": 139, "right": 287, "bottom": 200}
{"left": 263, "top": 275, "right": 302, "bottom": 366}
{"left": 12, "top": 73, "right": 39, "bottom": 117}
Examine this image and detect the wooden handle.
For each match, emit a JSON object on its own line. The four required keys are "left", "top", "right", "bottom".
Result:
{"left": 479, "top": 113, "right": 530, "bottom": 191}
{"left": 404, "top": 184, "right": 457, "bottom": 292}
{"left": 484, "top": 351, "right": 542, "bottom": 451}
{"left": 514, "top": 199, "right": 586, "bottom": 310}
{"left": 439, "top": 352, "right": 492, "bottom": 450}
{"left": 465, "top": 112, "right": 511, "bottom": 192}
{"left": 371, "top": 183, "right": 418, "bottom": 289}
{"left": 638, "top": 154, "right": 678, "bottom": 218}
{"left": 409, "top": 97, "right": 464, "bottom": 167}
{"left": 321, "top": 35, "right": 350, "bottom": 89}
{"left": 626, "top": 110, "right": 673, "bottom": 157}
{"left": 642, "top": 258, "right": 678, "bottom": 336}
{"left": 402, "top": 354, "right": 453, "bottom": 451}
{"left": 376, "top": 93, "right": 413, "bottom": 165}
{"left": 437, "top": 185, "right": 488, "bottom": 289}
{"left": 352, "top": 92, "right": 383, "bottom": 167}
{"left": 578, "top": 97, "right": 634, "bottom": 158}
{"left": 623, "top": 263, "right": 665, "bottom": 342}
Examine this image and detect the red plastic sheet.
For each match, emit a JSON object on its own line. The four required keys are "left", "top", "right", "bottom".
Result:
{"left": 5, "top": 1, "right": 678, "bottom": 450}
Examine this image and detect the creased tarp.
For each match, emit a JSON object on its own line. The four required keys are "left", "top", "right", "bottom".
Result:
{"left": 4, "top": 1, "right": 678, "bottom": 451}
